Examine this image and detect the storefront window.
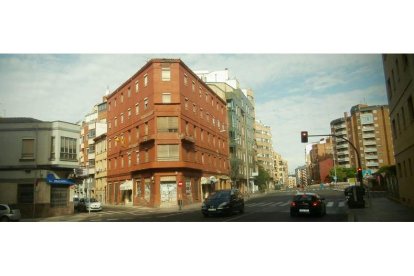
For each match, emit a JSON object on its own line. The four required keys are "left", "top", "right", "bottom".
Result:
{"left": 50, "top": 185, "right": 68, "bottom": 207}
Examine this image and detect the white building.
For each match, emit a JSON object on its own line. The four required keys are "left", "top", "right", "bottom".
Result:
{"left": 0, "top": 118, "right": 80, "bottom": 218}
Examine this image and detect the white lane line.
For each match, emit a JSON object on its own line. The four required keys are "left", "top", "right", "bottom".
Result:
{"left": 279, "top": 202, "right": 290, "bottom": 207}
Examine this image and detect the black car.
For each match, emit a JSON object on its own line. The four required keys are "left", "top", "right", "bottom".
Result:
{"left": 201, "top": 189, "right": 245, "bottom": 217}
{"left": 290, "top": 192, "right": 326, "bottom": 217}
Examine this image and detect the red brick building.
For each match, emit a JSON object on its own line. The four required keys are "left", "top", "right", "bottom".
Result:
{"left": 106, "top": 59, "right": 230, "bottom": 208}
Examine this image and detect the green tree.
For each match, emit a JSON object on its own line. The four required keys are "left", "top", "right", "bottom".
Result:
{"left": 230, "top": 158, "right": 242, "bottom": 184}
{"left": 329, "top": 166, "right": 357, "bottom": 182}
{"left": 256, "top": 165, "right": 271, "bottom": 191}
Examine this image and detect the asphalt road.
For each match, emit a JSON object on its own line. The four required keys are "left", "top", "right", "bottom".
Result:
{"left": 38, "top": 189, "right": 349, "bottom": 222}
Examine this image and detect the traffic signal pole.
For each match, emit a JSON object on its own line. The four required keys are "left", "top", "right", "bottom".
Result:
{"left": 302, "top": 133, "right": 363, "bottom": 187}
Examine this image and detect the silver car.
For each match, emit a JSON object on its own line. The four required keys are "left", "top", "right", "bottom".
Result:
{"left": 78, "top": 198, "right": 102, "bottom": 212}
{"left": 0, "top": 204, "right": 21, "bottom": 222}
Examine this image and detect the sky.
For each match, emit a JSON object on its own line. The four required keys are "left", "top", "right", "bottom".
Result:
{"left": 0, "top": 54, "right": 388, "bottom": 172}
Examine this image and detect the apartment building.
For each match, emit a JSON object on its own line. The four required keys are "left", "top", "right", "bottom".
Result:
{"left": 309, "top": 137, "right": 334, "bottom": 183}
{"left": 78, "top": 100, "right": 107, "bottom": 199}
{"left": 255, "top": 120, "right": 275, "bottom": 182}
{"left": 196, "top": 69, "right": 256, "bottom": 193}
{"left": 273, "top": 151, "right": 289, "bottom": 188}
{"left": 106, "top": 59, "right": 229, "bottom": 208}
{"left": 383, "top": 54, "right": 414, "bottom": 207}
{"left": 94, "top": 133, "right": 107, "bottom": 204}
{"left": 330, "top": 104, "right": 395, "bottom": 174}
{"left": 0, "top": 118, "right": 80, "bottom": 218}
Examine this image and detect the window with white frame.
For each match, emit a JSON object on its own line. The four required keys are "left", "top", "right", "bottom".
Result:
{"left": 60, "top": 136, "right": 77, "bottom": 161}
{"left": 135, "top": 80, "right": 139, "bottom": 93}
{"left": 161, "top": 67, "right": 171, "bottom": 81}
{"left": 162, "top": 93, "right": 171, "bottom": 104}
{"left": 144, "top": 98, "right": 149, "bottom": 110}
{"left": 144, "top": 74, "right": 148, "bottom": 86}
{"left": 21, "top": 138, "right": 35, "bottom": 159}
{"left": 135, "top": 103, "right": 139, "bottom": 115}
{"left": 157, "top": 117, "right": 178, "bottom": 133}
{"left": 157, "top": 144, "right": 179, "bottom": 161}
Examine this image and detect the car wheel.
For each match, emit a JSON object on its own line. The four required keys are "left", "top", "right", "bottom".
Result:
{"left": 1, "top": 216, "right": 10, "bottom": 222}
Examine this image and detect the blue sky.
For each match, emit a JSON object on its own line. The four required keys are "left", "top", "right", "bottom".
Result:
{"left": 0, "top": 54, "right": 388, "bottom": 172}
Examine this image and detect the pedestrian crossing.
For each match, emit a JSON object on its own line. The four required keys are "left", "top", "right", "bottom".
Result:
{"left": 245, "top": 200, "right": 347, "bottom": 208}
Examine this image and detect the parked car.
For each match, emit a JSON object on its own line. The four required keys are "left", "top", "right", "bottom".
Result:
{"left": 78, "top": 198, "right": 102, "bottom": 212}
{"left": 0, "top": 204, "right": 21, "bottom": 222}
{"left": 201, "top": 189, "right": 244, "bottom": 217}
{"left": 290, "top": 192, "right": 326, "bottom": 217}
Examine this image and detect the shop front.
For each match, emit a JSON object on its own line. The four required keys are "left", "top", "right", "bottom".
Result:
{"left": 120, "top": 180, "right": 133, "bottom": 205}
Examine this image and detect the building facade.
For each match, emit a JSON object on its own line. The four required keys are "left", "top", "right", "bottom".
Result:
{"left": 196, "top": 70, "right": 256, "bottom": 193}
{"left": 255, "top": 120, "right": 275, "bottom": 183}
{"left": 78, "top": 101, "right": 107, "bottom": 200}
{"left": 94, "top": 133, "right": 107, "bottom": 204}
{"left": 0, "top": 118, "right": 80, "bottom": 218}
{"left": 106, "top": 59, "right": 229, "bottom": 208}
{"left": 309, "top": 137, "right": 334, "bottom": 183}
{"left": 383, "top": 54, "right": 414, "bottom": 207}
{"left": 273, "top": 151, "right": 289, "bottom": 188}
{"left": 330, "top": 104, "right": 395, "bottom": 174}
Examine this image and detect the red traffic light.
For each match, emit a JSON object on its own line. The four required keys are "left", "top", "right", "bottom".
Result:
{"left": 301, "top": 131, "right": 308, "bottom": 143}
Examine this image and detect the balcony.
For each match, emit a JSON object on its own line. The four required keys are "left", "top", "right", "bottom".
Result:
{"left": 365, "top": 155, "right": 378, "bottom": 160}
{"left": 338, "top": 157, "right": 350, "bottom": 162}
{"left": 138, "top": 134, "right": 156, "bottom": 145}
{"left": 366, "top": 162, "right": 379, "bottom": 167}
{"left": 180, "top": 133, "right": 195, "bottom": 144}
{"left": 364, "top": 147, "right": 377, "bottom": 153}
{"left": 336, "top": 144, "right": 349, "bottom": 149}
{"left": 362, "top": 126, "right": 375, "bottom": 132}
{"left": 335, "top": 130, "right": 347, "bottom": 136}
{"left": 362, "top": 133, "right": 376, "bottom": 139}
{"left": 364, "top": 140, "right": 377, "bottom": 146}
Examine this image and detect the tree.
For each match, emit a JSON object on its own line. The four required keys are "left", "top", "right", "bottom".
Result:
{"left": 329, "top": 166, "right": 357, "bottom": 182}
{"left": 230, "top": 158, "right": 242, "bottom": 185}
{"left": 256, "top": 165, "right": 271, "bottom": 192}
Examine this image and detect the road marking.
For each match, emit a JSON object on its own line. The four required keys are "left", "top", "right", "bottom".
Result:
{"left": 106, "top": 218, "right": 119, "bottom": 221}
{"left": 279, "top": 202, "right": 290, "bottom": 206}
{"left": 326, "top": 202, "right": 334, "bottom": 207}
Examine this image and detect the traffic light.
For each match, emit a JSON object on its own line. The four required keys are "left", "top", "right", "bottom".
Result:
{"left": 357, "top": 167, "right": 363, "bottom": 178}
{"left": 301, "top": 131, "right": 308, "bottom": 143}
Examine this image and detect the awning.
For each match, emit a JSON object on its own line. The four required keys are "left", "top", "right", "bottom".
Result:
{"left": 46, "top": 173, "right": 75, "bottom": 185}
{"left": 120, "top": 180, "right": 133, "bottom": 191}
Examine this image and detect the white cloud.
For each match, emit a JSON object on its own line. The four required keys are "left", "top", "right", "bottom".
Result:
{"left": 255, "top": 83, "right": 387, "bottom": 172}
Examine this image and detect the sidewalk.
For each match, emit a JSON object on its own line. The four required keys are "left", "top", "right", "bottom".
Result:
{"left": 347, "top": 194, "right": 414, "bottom": 222}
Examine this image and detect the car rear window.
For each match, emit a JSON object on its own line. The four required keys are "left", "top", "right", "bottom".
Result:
{"left": 294, "top": 195, "right": 315, "bottom": 201}
{"left": 209, "top": 191, "right": 231, "bottom": 199}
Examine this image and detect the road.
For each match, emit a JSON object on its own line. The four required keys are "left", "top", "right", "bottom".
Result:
{"left": 36, "top": 189, "right": 350, "bottom": 222}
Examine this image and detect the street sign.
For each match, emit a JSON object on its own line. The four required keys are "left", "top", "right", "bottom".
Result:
{"left": 178, "top": 181, "right": 183, "bottom": 187}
